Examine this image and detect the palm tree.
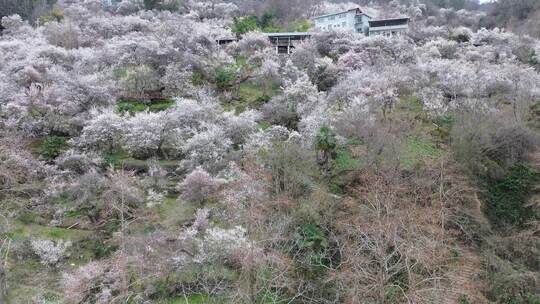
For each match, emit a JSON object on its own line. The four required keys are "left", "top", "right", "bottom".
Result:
{"left": 315, "top": 125, "right": 337, "bottom": 168}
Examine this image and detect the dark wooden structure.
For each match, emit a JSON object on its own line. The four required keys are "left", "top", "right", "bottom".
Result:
{"left": 266, "top": 32, "right": 312, "bottom": 54}
{"left": 216, "top": 32, "right": 313, "bottom": 54}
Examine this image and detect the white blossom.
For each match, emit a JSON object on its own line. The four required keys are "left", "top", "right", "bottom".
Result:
{"left": 31, "top": 239, "right": 72, "bottom": 266}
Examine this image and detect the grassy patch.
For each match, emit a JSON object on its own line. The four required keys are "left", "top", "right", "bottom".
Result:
{"left": 4, "top": 222, "right": 92, "bottom": 241}
{"left": 231, "top": 81, "right": 279, "bottom": 113}
{"left": 348, "top": 138, "right": 365, "bottom": 146}
{"left": 38, "top": 9, "right": 64, "bottom": 24}
{"left": 401, "top": 137, "right": 445, "bottom": 169}
{"left": 332, "top": 149, "right": 362, "bottom": 173}
{"left": 6, "top": 278, "right": 63, "bottom": 304}
{"left": 63, "top": 210, "right": 82, "bottom": 218}
{"left": 431, "top": 115, "right": 454, "bottom": 144}
{"left": 104, "top": 149, "right": 178, "bottom": 171}
{"left": 397, "top": 96, "right": 426, "bottom": 116}
{"left": 116, "top": 99, "right": 175, "bottom": 115}
{"left": 406, "top": 137, "right": 441, "bottom": 157}
{"left": 394, "top": 96, "right": 451, "bottom": 167}
{"left": 3, "top": 221, "right": 98, "bottom": 303}
{"left": 257, "top": 122, "right": 271, "bottom": 131}
{"left": 156, "top": 196, "right": 199, "bottom": 228}
{"left": 155, "top": 294, "right": 220, "bottom": 304}
{"left": 239, "top": 83, "right": 266, "bottom": 103}
{"left": 103, "top": 149, "right": 130, "bottom": 166}
{"left": 329, "top": 143, "right": 365, "bottom": 194}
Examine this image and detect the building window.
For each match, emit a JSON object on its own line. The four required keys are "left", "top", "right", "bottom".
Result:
{"left": 342, "top": 22, "right": 346, "bottom": 27}
{"left": 329, "top": 16, "right": 335, "bottom": 20}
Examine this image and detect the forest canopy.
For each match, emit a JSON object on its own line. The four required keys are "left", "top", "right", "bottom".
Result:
{"left": 0, "top": 0, "right": 540, "bottom": 303}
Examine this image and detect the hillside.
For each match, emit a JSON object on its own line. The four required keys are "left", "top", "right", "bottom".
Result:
{"left": 480, "top": 0, "right": 540, "bottom": 38}
{"left": 0, "top": 0, "right": 539, "bottom": 303}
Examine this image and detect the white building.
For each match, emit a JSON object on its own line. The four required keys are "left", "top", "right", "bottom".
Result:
{"left": 313, "top": 8, "right": 372, "bottom": 35}
{"left": 313, "top": 8, "right": 409, "bottom": 37}
{"left": 218, "top": 8, "right": 410, "bottom": 55}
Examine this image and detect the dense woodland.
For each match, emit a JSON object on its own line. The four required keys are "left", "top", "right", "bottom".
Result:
{"left": 0, "top": 0, "right": 540, "bottom": 303}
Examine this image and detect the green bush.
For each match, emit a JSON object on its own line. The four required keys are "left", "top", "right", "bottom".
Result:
{"left": 528, "top": 50, "right": 540, "bottom": 71}
{"left": 191, "top": 70, "right": 205, "bottom": 85}
{"left": 294, "top": 224, "right": 332, "bottom": 277}
{"left": 458, "top": 295, "right": 470, "bottom": 304}
{"left": 86, "top": 238, "right": 117, "bottom": 259}
{"left": 486, "top": 163, "right": 539, "bottom": 228}
{"left": 35, "top": 136, "right": 68, "bottom": 160}
{"left": 231, "top": 16, "right": 259, "bottom": 35}
{"left": 214, "top": 65, "right": 238, "bottom": 91}
{"left": 531, "top": 102, "right": 540, "bottom": 117}
{"left": 255, "top": 94, "right": 271, "bottom": 104}
{"left": 230, "top": 13, "right": 309, "bottom": 35}
{"left": 258, "top": 12, "right": 278, "bottom": 32}
{"left": 294, "top": 224, "right": 327, "bottom": 250}
{"left": 231, "top": 13, "right": 286, "bottom": 35}
{"left": 288, "top": 19, "right": 312, "bottom": 32}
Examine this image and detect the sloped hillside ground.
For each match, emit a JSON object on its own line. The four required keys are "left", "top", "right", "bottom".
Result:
{"left": 1, "top": 0, "right": 540, "bottom": 303}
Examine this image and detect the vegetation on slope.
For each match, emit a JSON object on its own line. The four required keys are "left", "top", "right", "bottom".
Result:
{"left": 1, "top": 0, "right": 540, "bottom": 303}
